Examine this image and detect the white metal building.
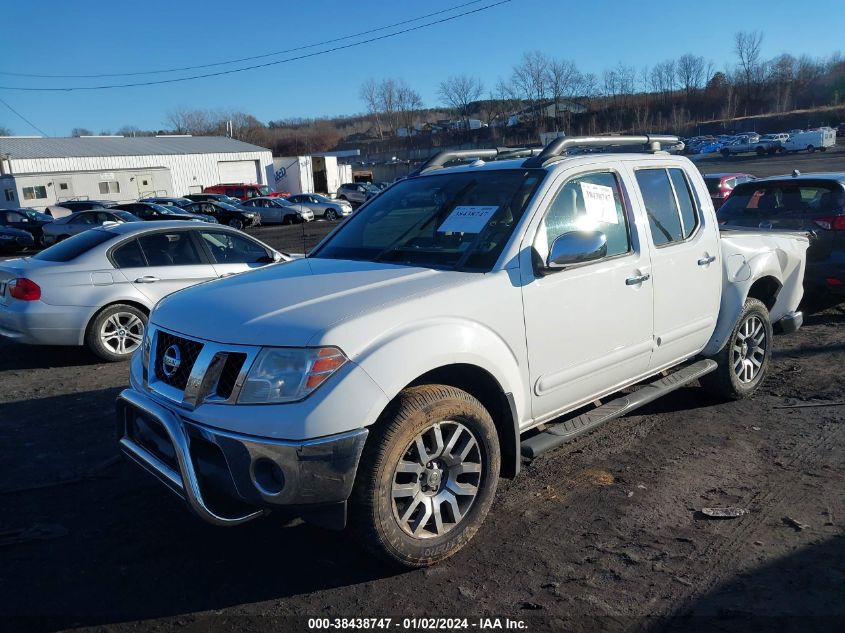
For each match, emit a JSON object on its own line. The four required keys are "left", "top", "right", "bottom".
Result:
{"left": 0, "top": 136, "right": 274, "bottom": 210}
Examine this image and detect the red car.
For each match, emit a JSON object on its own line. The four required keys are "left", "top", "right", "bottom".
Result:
{"left": 702, "top": 172, "right": 756, "bottom": 209}
{"left": 203, "top": 183, "right": 290, "bottom": 202}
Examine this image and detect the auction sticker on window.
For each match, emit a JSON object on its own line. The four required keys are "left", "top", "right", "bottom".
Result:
{"left": 437, "top": 205, "right": 498, "bottom": 233}
{"left": 580, "top": 182, "right": 618, "bottom": 224}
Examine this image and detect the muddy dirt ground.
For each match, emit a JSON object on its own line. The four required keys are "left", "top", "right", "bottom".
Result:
{"left": 1, "top": 147, "right": 845, "bottom": 633}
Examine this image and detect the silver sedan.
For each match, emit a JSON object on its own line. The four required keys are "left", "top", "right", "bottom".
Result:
{"left": 0, "top": 221, "right": 287, "bottom": 361}
{"left": 240, "top": 197, "right": 314, "bottom": 224}
{"left": 286, "top": 194, "right": 353, "bottom": 221}
{"left": 42, "top": 209, "right": 142, "bottom": 245}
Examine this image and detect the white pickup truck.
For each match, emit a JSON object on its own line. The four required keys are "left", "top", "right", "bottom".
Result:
{"left": 117, "top": 136, "right": 808, "bottom": 567}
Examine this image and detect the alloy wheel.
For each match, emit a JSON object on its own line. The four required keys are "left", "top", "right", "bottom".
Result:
{"left": 732, "top": 315, "right": 767, "bottom": 383}
{"left": 391, "top": 420, "right": 483, "bottom": 539}
{"left": 100, "top": 311, "right": 144, "bottom": 356}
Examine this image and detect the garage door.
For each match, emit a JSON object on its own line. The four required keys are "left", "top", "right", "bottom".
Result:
{"left": 218, "top": 160, "right": 259, "bottom": 184}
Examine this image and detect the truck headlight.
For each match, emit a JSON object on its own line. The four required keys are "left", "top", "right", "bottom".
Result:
{"left": 238, "top": 346, "right": 347, "bottom": 404}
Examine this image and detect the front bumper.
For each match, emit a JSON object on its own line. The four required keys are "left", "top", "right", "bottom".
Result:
{"left": 116, "top": 388, "right": 368, "bottom": 527}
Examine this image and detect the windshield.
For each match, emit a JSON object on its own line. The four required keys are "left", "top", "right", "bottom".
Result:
{"left": 114, "top": 211, "right": 140, "bottom": 222}
{"left": 259, "top": 186, "right": 272, "bottom": 196}
{"left": 312, "top": 169, "right": 545, "bottom": 271}
{"left": 34, "top": 229, "right": 115, "bottom": 262}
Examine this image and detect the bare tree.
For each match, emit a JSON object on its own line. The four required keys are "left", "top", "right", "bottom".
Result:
{"left": 70, "top": 127, "right": 93, "bottom": 137}
{"left": 511, "top": 51, "right": 550, "bottom": 130}
{"left": 377, "top": 78, "right": 399, "bottom": 135}
{"left": 0, "top": 125, "right": 11, "bottom": 136}
{"left": 676, "top": 54, "right": 707, "bottom": 100}
{"left": 546, "top": 59, "right": 582, "bottom": 131}
{"left": 734, "top": 30, "right": 764, "bottom": 113}
{"left": 395, "top": 81, "right": 423, "bottom": 137}
{"left": 165, "top": 108, "right": 213, "bottom": 135}
{"left": 438, "top": 74, "right": 484, "bottom": 130}
{"left": 359, "top": 79, "right": 384, "bottom": 140}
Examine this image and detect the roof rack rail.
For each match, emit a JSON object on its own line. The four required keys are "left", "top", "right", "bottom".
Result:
{"left": 522, "top": 135, "right": 683, "bottom": 168}
{"left": 408, "top": 146, "right": 543, "bottom": 176}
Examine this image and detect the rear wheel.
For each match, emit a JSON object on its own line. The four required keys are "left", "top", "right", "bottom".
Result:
{"left": 756, "top": 146, "right": 765, "bottom": 155}
{"left": 807, "top": 145, "right": 815, "bottom": 153}
{"left": 85, "top": 303, "right": 147, "bottom": 362}
{"left": 820, "top": 146, "right": 827, "bottom": 152}
{"left": 701, "top": 298, "right": 772, "bottom": 400}
{"left": 349, "top": 385, "right": 500, "bottom": 568}
{"left": 720, "top": 148, "right": 730, "bottom": 157}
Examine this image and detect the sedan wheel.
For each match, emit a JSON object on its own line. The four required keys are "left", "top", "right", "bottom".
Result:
{"left": 325, "top": 209, "right": 338, "bottom": 221}
{"left": 228, "top": 218, "right": 244, "bottom": 230}
{"left": 86, "top": 304, "right": 147, "bottom": 362}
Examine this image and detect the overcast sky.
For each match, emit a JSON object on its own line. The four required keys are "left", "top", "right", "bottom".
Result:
{"left": 1, "top": 0, "right": 843, "bottom": 136}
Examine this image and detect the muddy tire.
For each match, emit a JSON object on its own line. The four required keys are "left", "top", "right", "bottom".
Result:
{"left": 85, "top": 303, "right": 147, "bottom": 362}
{"left": 349, "top": 385, "right": 500, "bottom": 568}
{"left": 701, "top": 298, "right": 772, "bottom": 400}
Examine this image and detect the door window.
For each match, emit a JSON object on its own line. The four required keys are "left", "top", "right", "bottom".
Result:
{"left": 200, "top": 231, "right": 269, "bottom": 264}
{"left": 137, "top": 232, "right": 202, "bottom": 266}
{"left": 70, "top": 213, "right": 98, "bottom": 224}
{"left": 635, "top": 169, "right": 686, "bottom": 246}
{"left": 668, "top": 168, "right": 699, "bottom": 238}
{"left": 112, "top": 239, "right": 146, "bottom": 267}
{"left": 542, "top": 171, "right": 631, "bottom": 258}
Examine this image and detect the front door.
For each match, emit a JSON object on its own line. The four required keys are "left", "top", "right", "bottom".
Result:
{"left": 521, "top": 168, "right": 654, "bottom": 422}
{"left": 112, "top": 230, "right": 217, "bottom": 304}
{"left": 631, "top": 166, "right": 721, "bottom": 369}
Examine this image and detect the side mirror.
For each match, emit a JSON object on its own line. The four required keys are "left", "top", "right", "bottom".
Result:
{"left": 272, "top": 251, "right": 285, "bottom": 262}
{"left": 546, "top": 231, "right": 608, "bottom": 270}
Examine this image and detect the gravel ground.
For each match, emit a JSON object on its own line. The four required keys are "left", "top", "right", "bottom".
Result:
{"left": 1, "top": 147, "right": 845, "bottom": 633}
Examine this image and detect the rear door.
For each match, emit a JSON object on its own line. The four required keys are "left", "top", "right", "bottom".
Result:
{"left": 632, "top": 166, "right": 721, "bottom": 369}
{"left": 196, "top": 230, "right": 274, "bottom": 277}
{"left": 112, "top": 230, "right": 217, "bottom": 303}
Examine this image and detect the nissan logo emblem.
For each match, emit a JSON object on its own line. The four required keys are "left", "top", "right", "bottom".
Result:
{"left": 161, "top": 344, "right": 182, "bottom": 378}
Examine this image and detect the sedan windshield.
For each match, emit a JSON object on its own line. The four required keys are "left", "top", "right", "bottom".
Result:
{"left": 113, "top": 211, "right": 141, "bottom": 222}
{"left": 312, "top": 169, "right": 545, "bottom": 271}
{"left": 259, "top": 186, "right": 272, "bottom": 196}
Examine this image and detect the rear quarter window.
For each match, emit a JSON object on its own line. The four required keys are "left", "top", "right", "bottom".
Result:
{"left": 34, "top": 230, "right": 115, "bottom": 262}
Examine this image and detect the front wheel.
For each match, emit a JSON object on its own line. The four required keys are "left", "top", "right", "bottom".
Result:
{"left": 228, "top": 218, "right": 244, "bottom": 230}
{"left": 325, "top": 208, "right": 338, "bottom": 221}
{"left": 720, "top": 148, "right": 730, "bottom": 157}
{"left": 349, "top": 385, "right": 500, "bottom": 568}
{"left": 700, "top": 298, "right": 772, "bottom": 400}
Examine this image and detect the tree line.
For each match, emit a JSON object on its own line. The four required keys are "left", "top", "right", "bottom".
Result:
{"left": 15, "top": 31, "right": 842, "bottom": 151}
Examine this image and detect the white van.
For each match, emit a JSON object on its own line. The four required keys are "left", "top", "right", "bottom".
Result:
{"left": 783, "top": 128, "right": 836, "bottom": 153}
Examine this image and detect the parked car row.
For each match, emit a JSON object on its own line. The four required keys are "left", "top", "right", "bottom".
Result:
{"left": 683, "top": 127, "right": 837, "bottom": 157}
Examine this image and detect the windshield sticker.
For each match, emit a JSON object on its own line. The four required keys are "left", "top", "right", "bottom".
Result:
{"left": 437, "top": 205, "right": 499, "bottom": 233}
{"left": 580, "top": 182, "right": 618, "bottom": 225}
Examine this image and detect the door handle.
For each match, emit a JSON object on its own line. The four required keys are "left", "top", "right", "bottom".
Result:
{"left": 697, "top": 255, "right": 716, "bottom": 266}
{"left": 134, "top": 276, "right": 160, "bottom": 283}
{"left": 625, "top": 273, "right": 651, "bottom": 285}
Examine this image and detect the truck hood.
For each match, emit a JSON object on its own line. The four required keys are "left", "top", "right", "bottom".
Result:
{"left": 151, "top": 257, "right": 473, "bottom": 347}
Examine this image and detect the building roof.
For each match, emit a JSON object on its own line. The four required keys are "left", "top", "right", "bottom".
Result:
{"left": 0, "top": 136, "right": 270, "bottom": 160}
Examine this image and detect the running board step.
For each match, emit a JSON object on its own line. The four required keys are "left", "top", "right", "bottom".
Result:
{"left": 520, "top": 359, "right": 717, "bottom": 459}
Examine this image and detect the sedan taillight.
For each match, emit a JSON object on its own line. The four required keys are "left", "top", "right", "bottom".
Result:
{"left": 814, "top": 216, "right": 845, "bottom": 231}
{"left": 9, "top": 278, "right": 41, "bottom": 301}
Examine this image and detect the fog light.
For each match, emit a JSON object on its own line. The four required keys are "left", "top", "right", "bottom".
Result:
{"left": 252, "top": 458, "right": 285, "bottom": 495}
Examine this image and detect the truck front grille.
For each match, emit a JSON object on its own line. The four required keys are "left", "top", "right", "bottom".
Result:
{"left": 154, "top": 331, "right": 204, "bottom": 390}
{"left": 216, "top": 353, "right": 247, "bottom": 399}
